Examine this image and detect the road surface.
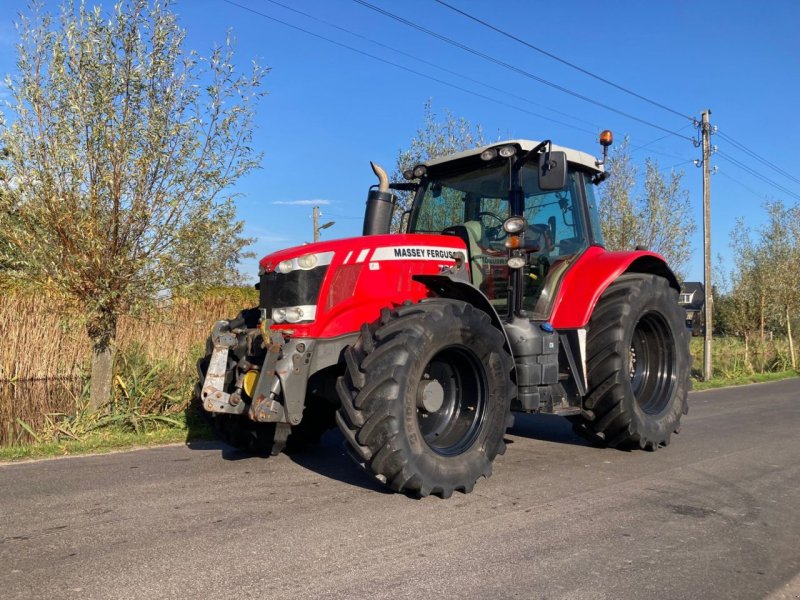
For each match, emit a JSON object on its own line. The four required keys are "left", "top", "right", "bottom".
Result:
{"left": 1, "top": 379, "right": 799, "bottom": 599}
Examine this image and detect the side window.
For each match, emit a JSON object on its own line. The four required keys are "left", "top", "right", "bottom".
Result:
{"left": 520, "top": 170, "right": 587, "bottom": 257}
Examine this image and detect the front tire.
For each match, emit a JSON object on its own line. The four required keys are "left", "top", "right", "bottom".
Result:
{"left": 336, "top": 299, "right": 515, "bottom": 498}
{"left": 572, "top": 274, "right": 690, "bottom": 449}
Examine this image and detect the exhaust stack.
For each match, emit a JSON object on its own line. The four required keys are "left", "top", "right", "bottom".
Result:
{"left": 362, "top": 162, "right": 396, "bottom": 235}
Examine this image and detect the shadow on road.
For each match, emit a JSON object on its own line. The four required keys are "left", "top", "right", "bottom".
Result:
{"left": 285, "top": 429, "right": 394, "bottom": 495}
{"left": 184, "top": 407, "right": 596, "bottom": 492}
{"left": 186, "top": 427, "right": 391, "bottom": 494}
{"left": 506, "top": 412, "right": 593, "bottom": 448}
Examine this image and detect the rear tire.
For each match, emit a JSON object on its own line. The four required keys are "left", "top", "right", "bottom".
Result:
{"left": 572, "top": 274, "right": 690, "bottom": 449}
{"left": 336, "top": 299, "right": 515, "bottom": 498}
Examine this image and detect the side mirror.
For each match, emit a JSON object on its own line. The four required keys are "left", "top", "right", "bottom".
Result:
{"left": 538, "top": 151, "right": 567, "bottom": 190}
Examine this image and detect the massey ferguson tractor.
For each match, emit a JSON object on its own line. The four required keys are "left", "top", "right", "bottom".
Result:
{"left": 196, "top": 132, "right": 690, "bottom": 498}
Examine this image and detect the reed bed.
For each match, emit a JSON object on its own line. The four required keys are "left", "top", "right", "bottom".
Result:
{"left": 0, "top": 287, "right": 257, "bottom": 445}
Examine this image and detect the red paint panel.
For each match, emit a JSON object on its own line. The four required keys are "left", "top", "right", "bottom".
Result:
{"left": 548, "top": 246, "right": 671, "bottom": 329}
{"left": 260, "top": 234, "right": 468, "bottom": 339}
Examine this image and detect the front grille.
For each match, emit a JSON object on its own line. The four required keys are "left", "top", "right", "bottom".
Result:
{"left": 259, "top": 266, "right": 328, "bottom": 312}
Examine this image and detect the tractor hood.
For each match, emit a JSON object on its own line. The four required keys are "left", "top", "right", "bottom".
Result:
{"left": 258, "top": 233, "right": 467, "bottom": 274}
{"left": 257, "top": 233, "right": 469, "bottom": 339}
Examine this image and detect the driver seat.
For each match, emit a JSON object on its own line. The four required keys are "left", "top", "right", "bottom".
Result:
{"left": 463, "top": 220, "right": 486, "bottom": 287}
{"left": 441, "top": 221, "right": 486, "bottom": 287}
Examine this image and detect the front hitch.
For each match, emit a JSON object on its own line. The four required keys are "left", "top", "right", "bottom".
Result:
{"left": 201, "top": 321, "right": 247, "bottom": 415}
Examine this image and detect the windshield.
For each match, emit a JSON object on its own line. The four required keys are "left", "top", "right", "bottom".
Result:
{"left": 409, "top": 163, "right": 590, "bottom": 318}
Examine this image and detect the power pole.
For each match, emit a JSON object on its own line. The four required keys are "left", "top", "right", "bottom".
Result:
{"left": 312, "top": 206, "right": 335, "bottom": 242}
{"left": 701, "top": 109, "right": 713, "bottom": 381}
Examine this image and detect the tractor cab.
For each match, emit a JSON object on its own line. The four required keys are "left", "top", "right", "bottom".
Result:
{"left": 405, "top": 139, "right": 607, "bottom": 321}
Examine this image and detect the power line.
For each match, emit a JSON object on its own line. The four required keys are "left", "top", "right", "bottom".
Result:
{"left": 716, "top": 150, "right": 800, "bottom": 202}
{"left": 221, "top": 0, "right": 597, "bottom": 135}
{"left": 630, "top": 124, "right": 694, "bottom": 153}
{"left": 717, "top": 169, "right": 765, "bottom": 200}
{"left": 717, "top": 131, "right": 800, "bottom": 186}
{"left": 352, "top": 0, "right": 695, "bottom": 142}
{"left": 434, "top": 0, "right": 695, "bottom": 123}
{"left": 260, "top": 0, "right": 598, "bottom": 132}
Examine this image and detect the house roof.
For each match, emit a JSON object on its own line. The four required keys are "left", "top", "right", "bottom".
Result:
{"left": 680, "top": 282, "right": 705, "bottom": 311}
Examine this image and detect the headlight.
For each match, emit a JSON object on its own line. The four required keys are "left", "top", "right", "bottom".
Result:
{"left": 498, "top": 144, "right": 517, "bottom": 158}
{"left": 277, "top": 260, "right": 293, "bottom": 274}
{"left": 272, "top": 305, "right": 317, "bottom": 324}
{"left": 507, "top": 256, "right": 526, "bottom": 269}
{"left": 296, "top": 254, "right": 318, "bottom": 270}
{"left": 480, "top": 148, "right": 497, "bottom": 161}
{"left": 284, "top": 307, "right": 304, "bottom": 323}
{"left": 503, "top": 216, "right": 527, "bottom": 234}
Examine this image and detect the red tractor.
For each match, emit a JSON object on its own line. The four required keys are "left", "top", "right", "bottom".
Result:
{"left": 197, "top": 133, "right": 690, "bottom": 498}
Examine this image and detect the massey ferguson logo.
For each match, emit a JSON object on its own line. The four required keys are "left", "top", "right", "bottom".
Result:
{"left": 392, "top": 247, "right": 457, "bottom": 260}
{"left": 370, "top": 246, "right": 460, "bottom": 262}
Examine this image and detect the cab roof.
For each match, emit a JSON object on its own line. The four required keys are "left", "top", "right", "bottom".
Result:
{"left": 422, "top": 139, "right": 603, "bottom": 174}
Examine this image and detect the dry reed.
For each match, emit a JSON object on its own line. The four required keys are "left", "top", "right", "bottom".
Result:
{"left": 0, "top": 287, "right": 258, "bottom": 445}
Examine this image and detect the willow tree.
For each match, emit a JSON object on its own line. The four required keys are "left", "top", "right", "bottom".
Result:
{"left": 0, "top": 0, "right": 266, "bottom": 409}
{"left": 600, "top": 137, "right": 695, "bottom": 278}
{"left": 392, "top": 100, "right": 487, "bottom": 231}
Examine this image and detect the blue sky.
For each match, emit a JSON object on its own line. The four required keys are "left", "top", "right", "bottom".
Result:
{"left": 2, "top": 0, "right": 799, "bottom": 284}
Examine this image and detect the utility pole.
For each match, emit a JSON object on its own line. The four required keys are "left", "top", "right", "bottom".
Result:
{"left": 312, "top": 206, "right": 335, "bottom": 242}
{"left": 701, "top": 109, "right": 713, "bottom": 381}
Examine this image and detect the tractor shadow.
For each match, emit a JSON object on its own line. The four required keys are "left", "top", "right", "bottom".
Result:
{"left": 505, "top": 413, "right": 594, "bottom": 448}
{"left": 286, "top": 428, "right": 393, "bottom": 494}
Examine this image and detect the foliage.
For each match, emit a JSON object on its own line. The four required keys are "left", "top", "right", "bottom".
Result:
{"left": 0, "top": 0, "right": 266, "bottom": 407}
{"left": 718, "top": 200, "right": 800, "bottom": 369}
{"left": 599, "top": 137, "right": 695, "bottom": 278}
{"left": 391, "top": 100, "right": 487, "bottom": 231}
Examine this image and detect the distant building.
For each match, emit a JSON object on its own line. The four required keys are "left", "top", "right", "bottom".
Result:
{"left": 679, "top": 282, "right": 704, "bottom": 332}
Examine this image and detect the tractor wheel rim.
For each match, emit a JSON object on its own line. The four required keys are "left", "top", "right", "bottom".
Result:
{"left": 630, "top": 311, "right": 676, "bottom": 415}
{"left": 416, "top": 345, "right": 487, "bottom": 456}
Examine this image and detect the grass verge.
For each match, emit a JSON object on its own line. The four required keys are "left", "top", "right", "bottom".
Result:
{"left": 0, "top": 415, "right": 212, "bottom": 462}
{"left": 691, "top": 370, "right": 800, "bottom": 391}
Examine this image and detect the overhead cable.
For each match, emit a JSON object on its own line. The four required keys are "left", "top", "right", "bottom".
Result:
{"left": 717, "top": 150, "right": 800, "bottom": 202}
{"left": 222, "top": 0, "right": 598, "bottom": 134}
{"left": 261, "top": 0, "right": 598, "bottom": 132}
{"left": 434, "top": 0, "right": 695, "bottom": 123}
{"left": 352, "top": 0, "right": 695, "bottom": 142}
{"left": 717, "top": 131, "right": 800, "bottom": 186}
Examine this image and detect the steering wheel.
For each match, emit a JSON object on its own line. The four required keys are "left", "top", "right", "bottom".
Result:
{"left": 476, "top": 211, "right": 505, "bottom": 241}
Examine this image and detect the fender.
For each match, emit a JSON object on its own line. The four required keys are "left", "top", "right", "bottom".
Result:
{"left": 412, "top": 273, "right": 510, "bottom": 347}
{"left": 549, "top": 245, "right": 680, "bottom": 329}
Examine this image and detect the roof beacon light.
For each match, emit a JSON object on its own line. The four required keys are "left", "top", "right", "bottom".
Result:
{"left": 597, "top": 129, "right": 614, "bottom": 167}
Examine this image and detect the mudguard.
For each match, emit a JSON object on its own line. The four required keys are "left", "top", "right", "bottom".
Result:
{"left": 548, "top": 246, "right": 680, "bottom": 329}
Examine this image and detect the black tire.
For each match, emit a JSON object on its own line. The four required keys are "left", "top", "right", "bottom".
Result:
{"left": 285, "top": 393, "right": 337, "bottom": 452}
{"left": 336, "top": 299, "right": 515, "bottom": 498}
{"left": 194, "top": 309, "right": 283, "bottom": 455}
{"left": 572, "top": 274, "right": 690, "bottom": 449}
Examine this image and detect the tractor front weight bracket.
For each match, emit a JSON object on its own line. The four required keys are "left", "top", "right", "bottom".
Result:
{"left": 249, "top": 330, "right": 288, "bottom": 423}
{"left": 201, "top": 322, "right": 246, "bottom": 416}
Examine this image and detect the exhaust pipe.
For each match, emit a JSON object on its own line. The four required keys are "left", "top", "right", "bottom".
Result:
{"left": 363, "top": 162, "right": 396, "bottom": 236}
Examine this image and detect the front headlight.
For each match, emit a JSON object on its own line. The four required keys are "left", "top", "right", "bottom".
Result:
{"left": 277, "top": 260, "right": 293, "bottom": 274}
{"left": 272, "top": 305, "right": 317, "bottom": 324}
{"left": 296, "top": 253, "right": 318, "bottom": 270}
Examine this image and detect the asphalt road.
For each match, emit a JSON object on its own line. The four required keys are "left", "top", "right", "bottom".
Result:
{"left": 1, "top": 379, "right": 799, "bottom": 600}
